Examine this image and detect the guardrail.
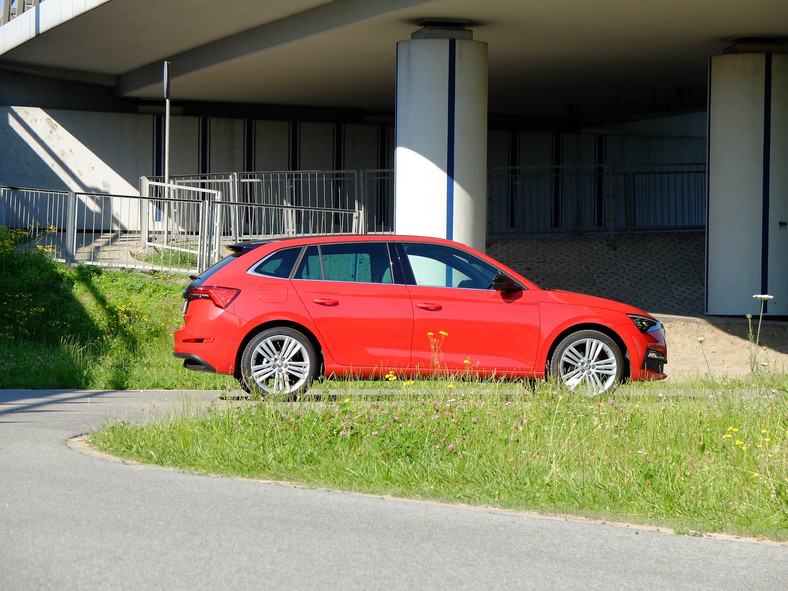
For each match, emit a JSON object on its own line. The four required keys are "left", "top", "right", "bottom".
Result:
{"left": 1, "top": 0, "right": 39, "bottom": 26}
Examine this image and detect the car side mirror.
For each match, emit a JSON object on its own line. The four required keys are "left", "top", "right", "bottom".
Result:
{"left": 492, "top": 273, "right": 521, "bottom": 292}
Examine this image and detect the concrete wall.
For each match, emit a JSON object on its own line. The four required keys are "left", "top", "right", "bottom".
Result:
{"left": 2, "top": 105, "right": 705, "bottom": 196}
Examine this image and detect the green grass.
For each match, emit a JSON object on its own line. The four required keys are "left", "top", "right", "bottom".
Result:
{"left": 3, "top": 226, "right": 788, "bottom": 540}
{"left": 90, "top": 382, "right": 788, "bottom": 540}
{"left": 0, "top": 226, "right": 229, "bottom": 390}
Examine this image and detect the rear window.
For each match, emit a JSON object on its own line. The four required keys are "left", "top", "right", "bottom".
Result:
{"left": 251, "top": 247, "right": 302, "bottom": 278}
{"left": 184, "top": 243, "right": 267, "bottom": 293}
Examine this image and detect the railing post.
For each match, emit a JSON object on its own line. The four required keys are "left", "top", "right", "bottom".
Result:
{"left": 198, "top": 198, "right": 210, "bottom": 271}
{"left": 230, "top": 172, "right": 240, "bottom": 242}
{"left": 2, "top": 0, "right": 12, "bottom": 26}
{"left": 139, "top": 176, "right": 150, "bottom": 252}
{"left": 65, "top": 191, "right": 78, "bottom": 266}
{"left": 0, "top": 187, "right": 6, "bottom": 227}
{"left": 353, "top": 170, "right": 363, "bottom": 234}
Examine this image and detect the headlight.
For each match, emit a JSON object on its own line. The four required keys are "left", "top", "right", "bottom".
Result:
{"left": 628, "top": 314, "right": 662, "bottom": 334}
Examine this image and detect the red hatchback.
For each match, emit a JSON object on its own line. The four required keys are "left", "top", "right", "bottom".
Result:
{"left": 174, "top": 235, "right": 666, "bottom": 395}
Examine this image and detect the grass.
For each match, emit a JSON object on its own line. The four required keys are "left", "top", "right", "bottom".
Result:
{"left": 90, "top": 381, "right": 788, "bottom": 540}
{"left": 3, "top": 225, "right": 787, "bottom": 540}
{"left": 0, "top": 225, "right": 230, "bottom": 390}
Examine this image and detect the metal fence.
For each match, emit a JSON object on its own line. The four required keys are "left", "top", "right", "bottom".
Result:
{"left": 1, "top": 162, "right": 705, "bottom": 273}
{"left": 145, "top": 169, "right": 394, "bottom": 237}
{"left": 1, "top": 174, "right": 384, "bottom": 274}
{"left": 488, "top": 163, "right": 706, "bottom": 237}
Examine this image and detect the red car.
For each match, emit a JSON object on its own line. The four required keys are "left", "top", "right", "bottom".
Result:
{"left": 174, "top": 235, "right": 666, "bottom": 395}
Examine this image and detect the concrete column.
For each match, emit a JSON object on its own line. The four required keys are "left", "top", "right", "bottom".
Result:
{"left": 707, "top": 39, "right": 788, "bottom": 316}
{"left": 395, "top": 24, "right": 488, "bottom": 252}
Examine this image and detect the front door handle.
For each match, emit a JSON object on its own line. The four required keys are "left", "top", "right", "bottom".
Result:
{"left": 313, "top": 298, "right": 339, "bottom": 306}
{"left": 416, "top": 302, "right": 442, "bottom": 311}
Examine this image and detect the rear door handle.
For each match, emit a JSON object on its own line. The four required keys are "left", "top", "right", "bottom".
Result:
{"left": 313, "top": 298, "right": 339, "bottom": 306}
{"left": 416, "top": 302, "right": 442, "bottom": 311}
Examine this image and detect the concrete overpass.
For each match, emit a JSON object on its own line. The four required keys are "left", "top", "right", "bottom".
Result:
{"left": 1, "top": 0, "right": 787, "bottom": 315}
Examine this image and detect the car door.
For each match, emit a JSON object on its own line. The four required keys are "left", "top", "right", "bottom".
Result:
{"left": 399, "top": 242, "right": 541, "bottom": 374}
{"left": 290, "top": 242, "right": 413, "bottom": 370}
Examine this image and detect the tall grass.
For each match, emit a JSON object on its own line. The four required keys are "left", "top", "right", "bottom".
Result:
{"left": 91, "top": 381, "right": 788, "bottom": 540}
{"left": 0, "top": 226, "right": 229, "bottom": 390}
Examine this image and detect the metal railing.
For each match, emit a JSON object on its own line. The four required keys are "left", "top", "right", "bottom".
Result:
{"left": 488, "top": 163, "right": 706, "bottom": 237}
{"left": 1, "top": 0, "right": 40, "bottom": 26}
{"left": 1, "top": 162, "right": 705, "bottom": 273}
{"left": 145, "top": 169, "right": 395, "bottom": 237}
{"left": 1, "top": 175, "right": 385, "bottom": 274}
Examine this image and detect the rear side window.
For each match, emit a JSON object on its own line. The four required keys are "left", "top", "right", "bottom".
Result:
{"left": 251, "top": 247, "right": 301, "bottom": 278}
{"left": 294, "top": 243, "right": 393, "bottom": 283}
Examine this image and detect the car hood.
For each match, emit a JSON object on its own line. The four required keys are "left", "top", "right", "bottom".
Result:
{"left": 536, "top": 289, "right": 651, "bottom": 317}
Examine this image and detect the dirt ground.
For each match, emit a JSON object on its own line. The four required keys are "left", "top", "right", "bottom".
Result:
{"left": 660, "top": 314, "right": 788, "bottom": 381}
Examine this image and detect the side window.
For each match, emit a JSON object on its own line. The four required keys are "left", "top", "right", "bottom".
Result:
{"left": 295, "top": 246, "right": 323, "bottom": 280}
{"left": 402, "top": 243, "right": 499, "bottom": 289}
{"left": 251, "top": 247, "right": 301, "bottom": 278}
{"left": 294, "top": 243, "right": 393, "bottom": 283}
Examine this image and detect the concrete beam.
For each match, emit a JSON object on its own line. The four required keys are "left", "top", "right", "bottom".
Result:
{"left": 117, "top": 0, "right": 430, "bottom": 98}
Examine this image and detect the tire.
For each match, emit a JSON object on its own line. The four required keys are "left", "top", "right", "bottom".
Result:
{"left": 549, "top": 330, "right": 624, "bottom": 395}
{"left": 239, "top": 327, "right": 318, "bottom": 397}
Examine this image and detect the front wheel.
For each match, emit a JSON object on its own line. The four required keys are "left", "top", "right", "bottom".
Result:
{"left": 239, "top": 327, "right": 318, "bottom": 397}
{"left": 549, "top": 330, "right": 624, "bottom": 395}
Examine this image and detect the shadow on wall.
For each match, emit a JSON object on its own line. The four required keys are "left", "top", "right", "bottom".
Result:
{"left": 0, "top": 106, "right": 139, "bottom": 195}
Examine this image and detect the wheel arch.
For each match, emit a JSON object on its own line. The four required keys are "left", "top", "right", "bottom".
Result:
{"left": 234, "top": 320, "right": 325, "bottom": 382}
{"left": 544, "top": 323, "right": 631, "bottom": 380}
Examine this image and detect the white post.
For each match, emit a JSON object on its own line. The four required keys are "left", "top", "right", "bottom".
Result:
{"left": 163, "top": 61, "right": 172, "bottom": 247}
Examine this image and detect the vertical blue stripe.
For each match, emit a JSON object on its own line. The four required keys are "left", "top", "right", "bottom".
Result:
{"left": 705, "top": 58, "right": 712, "bottom": 314}
{"left": 446, "top": 39, "right": 456, "bottom": 241}
{"left": 761, "top": 54, "right": 772, "bottom": 311}
{"left": 245, "top": 119, "right": 255, "bottom": 172}
{"left": 289, "top": 121, "right": 300, "bottom": 170}
{"left": 199, "top": 117, "right": 210, "bottom": 174}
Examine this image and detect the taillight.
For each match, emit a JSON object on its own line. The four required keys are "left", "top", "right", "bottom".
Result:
{"left": 184, "top": 286, "right": 240, "bottom": 309}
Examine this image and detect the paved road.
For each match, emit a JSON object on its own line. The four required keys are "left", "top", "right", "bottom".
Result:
{"left": 1, "top": 389, "right": 786, "bottom": 590}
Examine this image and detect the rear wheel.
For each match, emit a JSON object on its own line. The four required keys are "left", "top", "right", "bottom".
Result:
{"left": 239, "top": 327, "right": 318, "bottom": 397}
{"left": 549, "top": 330, "right": 624, "bottom": 395}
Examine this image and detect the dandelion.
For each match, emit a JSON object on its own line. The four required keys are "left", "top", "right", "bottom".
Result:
{"left": 447, "top": 384, "right": 455, "bottom": 389}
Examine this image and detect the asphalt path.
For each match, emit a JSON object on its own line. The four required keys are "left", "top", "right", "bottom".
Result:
{"left": 1, "top": 389, "right": 786, "bottom": 590}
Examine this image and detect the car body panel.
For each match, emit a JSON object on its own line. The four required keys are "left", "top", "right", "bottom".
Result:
{"left": 291, "top": 279, "right": 413, "bottom": 370}
{"left": 173, "top": 234, "right": 667, "bottom": 391}
{"left": 407, "top": 284, "right": 540, "bottom": 373}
